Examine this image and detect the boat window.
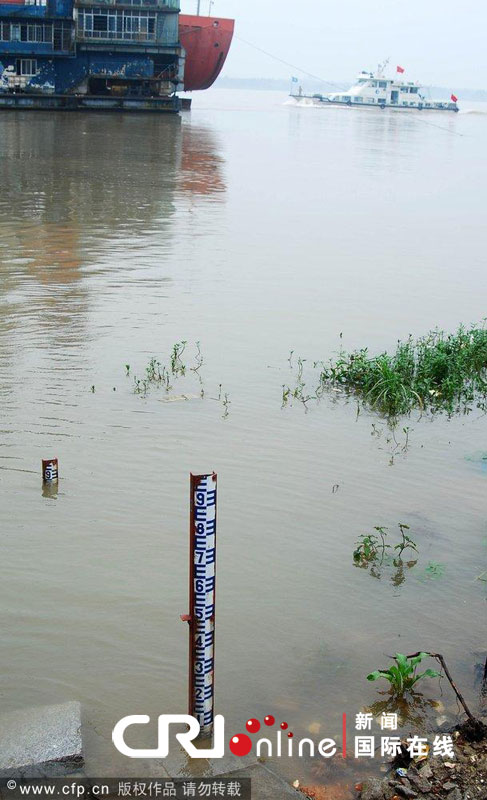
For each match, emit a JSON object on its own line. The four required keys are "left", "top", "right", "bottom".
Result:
{"left": 370, "top": 98, "right": 375, "bottom": 103}
{"left": 378, "top": 98, "right": 386, "bottom": 104}
{"left": 410, "top": 87, "right": 418, "bottom": 94}
{"left": 379, "top": 81, "right": 387, "bottom": 88}
{"left": 400, "top": 87, "right": 408, "bottom": 93}
{"left": 357, "top": 79, "right": 367, "bottom": 84}
{"left": 353, "top": 96, "right": 362, "bottom": 102}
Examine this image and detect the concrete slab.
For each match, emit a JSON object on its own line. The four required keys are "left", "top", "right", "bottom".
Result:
{"left": 0, "top": 701, "right": 83, "bottom": 783}
{"left": 223, "top": 763, "right": 301, "bottom": 799}
{"left": 161, "top": 742, "right": 257, "bottom": 778}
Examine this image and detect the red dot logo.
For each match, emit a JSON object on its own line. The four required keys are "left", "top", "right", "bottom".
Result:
{"left": 280, "top": 722, "right": 288, "bottom": 730}
{"left": 229, "top": 734, "right": 252, "bottom": 757}
{"left": 264, "top": 715, "right": 275, "bottom": 726}
{"left": 288, "top": 732, "right": 294, "bottom": 738}
{"left": 246, "top": 718, "right": 260, "bottom": 734}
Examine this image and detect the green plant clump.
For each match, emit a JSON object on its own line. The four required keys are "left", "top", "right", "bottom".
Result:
{"left": 320, "top": 323, "right": 487, "bottom": 417}
{"left": 367, "top": 652, "right": 441, "bottom": 695}
{"left": 353, "top": 523, "right": 417, "bottom": 567}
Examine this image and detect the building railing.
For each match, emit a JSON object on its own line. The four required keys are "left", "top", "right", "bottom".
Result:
{"left": 74, "top": 0, "right": 179, "bottom": 7}
{"left": 77, "top": 29, "right": 156, "bottom": 40}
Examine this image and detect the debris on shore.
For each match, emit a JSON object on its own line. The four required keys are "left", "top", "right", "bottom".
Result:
{"left": 356, "top": 722, "right": 487, "bottom": 800}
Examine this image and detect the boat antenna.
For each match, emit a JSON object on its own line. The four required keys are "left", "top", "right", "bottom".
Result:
{"left": 196, "top": 0, "right": 201, "bottom": 13}
{"left": 377, "top": 57, "right": 390, "bottom": 76}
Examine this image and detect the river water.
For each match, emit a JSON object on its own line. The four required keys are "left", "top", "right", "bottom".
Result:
{"left": 1, "top": 89, "right": 486, "bottom": 786}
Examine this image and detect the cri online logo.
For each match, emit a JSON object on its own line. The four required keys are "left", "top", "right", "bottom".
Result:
{"left": 112, "top": 714, "right": 342, "bottom": 760}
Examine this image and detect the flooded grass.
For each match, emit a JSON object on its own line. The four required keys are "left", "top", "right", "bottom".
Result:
{"left": 319, "top": 323, "right": 487, "bottom": 418}
{"left": 129, "top": 342, "right": 230, "bottom": 417}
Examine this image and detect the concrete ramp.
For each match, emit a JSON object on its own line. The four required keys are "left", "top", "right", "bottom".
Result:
{"left": 0, "top": 701, "right": 83, "bottom": 783}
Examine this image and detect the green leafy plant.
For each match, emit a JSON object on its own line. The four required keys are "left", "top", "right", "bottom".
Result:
{"left": 353, "top": 527, "right": 389, "bottom": 565}
{"left": 393, "top": 523, "right": 418, "bottom": 564}
{"left": 367, "top": 653, "right": 441, "bottom": 694}
{"left": 191, "top": 342, "right": 203, "bottom": 373}
{"left": 170, "top": 341, "right": 187, "bottom": 376}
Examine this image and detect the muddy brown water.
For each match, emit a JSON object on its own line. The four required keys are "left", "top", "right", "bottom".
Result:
{"left": 0, "top": 90, "right": 486, "bottom": 784}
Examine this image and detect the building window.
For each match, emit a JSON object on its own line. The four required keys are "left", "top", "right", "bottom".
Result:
{"left": 16, "top": 58, "right": 38, "bottom": 76}
{"left": 77, "top": 9, "right": 156, "bottom": 40}
{"left": 0, "top": 23, "right": 53, "bottom": 44}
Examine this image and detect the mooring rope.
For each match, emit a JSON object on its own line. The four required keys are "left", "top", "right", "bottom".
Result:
{"left": 235, "top": 35, "right": 344, "bottom": 89}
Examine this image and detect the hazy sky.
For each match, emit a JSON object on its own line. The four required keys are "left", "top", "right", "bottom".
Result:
{"left": 180, "top": 0, "right": 485, "bottom": 89}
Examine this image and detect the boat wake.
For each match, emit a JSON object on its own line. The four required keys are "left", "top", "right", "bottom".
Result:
{"left": 284, "top": 97, "right": 319, "bottom": 108}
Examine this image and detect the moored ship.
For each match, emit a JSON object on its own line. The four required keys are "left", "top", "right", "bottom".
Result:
{"left": 179, "top": 14, "right": 234, "bottom": 91}
{"left": 292, "top": 60, "right": 459, "bottom": 112}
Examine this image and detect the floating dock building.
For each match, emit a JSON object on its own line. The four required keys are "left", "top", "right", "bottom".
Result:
{"left": 0, "top": 1, "right": 233, "bottom": 111}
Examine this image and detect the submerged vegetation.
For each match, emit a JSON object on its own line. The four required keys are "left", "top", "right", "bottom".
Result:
{"left": 367, "top": 652, "right": 441, "bottom": 695}
{"left": 282, "top": 322, "right": 487, "bottom": 426}
{"left": 320, "top": 323, "right": 487, "bottom": 418}
{"left": 129, "top": 342, "right": 230, "bottom": 418}
{"left": 353, "top": 523, "right": 418, "bottom": 572}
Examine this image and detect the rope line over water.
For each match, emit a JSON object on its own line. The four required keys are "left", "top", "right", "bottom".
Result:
{"left": 235, "top": 35, "right": 344, "bottom": 89}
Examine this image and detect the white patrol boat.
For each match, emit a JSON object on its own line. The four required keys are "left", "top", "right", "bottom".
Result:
{"left": 292, "top": 60, "right": 459, "bottom": 112}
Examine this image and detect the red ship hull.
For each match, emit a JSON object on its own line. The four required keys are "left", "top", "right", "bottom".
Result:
{"left": 179, "top": 14, "right": 235, "bottom": 91}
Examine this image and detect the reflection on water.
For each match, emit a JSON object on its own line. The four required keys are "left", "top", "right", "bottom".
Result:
{"left": 0, "top": 113, "right": 225, "bottom": 354}
{"left": 0, "top": 92, "right": 487, "bottom": 785}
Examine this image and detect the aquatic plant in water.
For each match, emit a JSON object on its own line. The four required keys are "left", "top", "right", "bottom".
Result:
{"left": 354, "top": 524, "right": 419, "bottom": 586}
{"left": 320, "top": 323, "right": 487, "bottom": 418}
{"left": 353, "top": 527, "right": 390, "bottom": 565}
{"left": 393, "top": 523, "right": 418, "bottom": 564}
{"left": 130, "top": 341, "right": 202, "bottom": 396}
{"left": 354, "top": 524, "right": 417, "bottom": 567}
{"left": 422, "top": 562, "right": 445, "bottom": 580}
{"left": 367, "top": 653, "right": 441, "bottom": 695}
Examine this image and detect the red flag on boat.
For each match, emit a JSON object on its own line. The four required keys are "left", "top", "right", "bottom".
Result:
{"left": 397, "top": 65, "right": 405, "bottom": 73}
{"left": 451, "top": 93, "right": 458, "bottom": 103}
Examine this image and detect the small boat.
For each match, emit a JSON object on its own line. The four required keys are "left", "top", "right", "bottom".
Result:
{"left": 291, "top": 60, "right": 459, "bottom": 112}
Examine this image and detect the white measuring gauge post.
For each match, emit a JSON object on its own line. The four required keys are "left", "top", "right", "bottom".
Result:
{"left": 183, "top": 472, "right": 217, "bottom": 737}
